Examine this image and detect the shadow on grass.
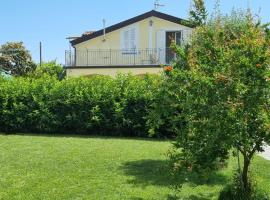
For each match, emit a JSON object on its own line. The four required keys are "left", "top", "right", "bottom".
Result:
{"left": 168, "top": 193, "right": 216, "bottom": 200}
{"left": 121, "top": 159, "right": 174, "bottom": 187}
{"left": 121, "top": 159, "right": 228, "bottom": 199}
{"left": 122, "top": 159, "right": 228, "bottom": 186}
{"left": 183, "top": 194, "right": 217, "bottom": 200}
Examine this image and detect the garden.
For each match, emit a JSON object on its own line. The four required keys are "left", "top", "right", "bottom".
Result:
{"left": 1, "top": 2, "right": 270, "bottom": 200}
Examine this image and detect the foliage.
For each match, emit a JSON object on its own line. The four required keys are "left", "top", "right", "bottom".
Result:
{"left": 186, "top": 11, "right": 270, "bottom": 191}
{"left": 0, "top": 42, "right": 36, "bottom": 76}
{"left": 147, "top": 72, "right": 180, "bottom": 138}
{"left": 149, "top": 69, "right": 231, "bottom": 173}
{"left": 218, "top": 172, "right": 269, "bottom": 200}
{"left": 189, "top": 0, "right": 207, "bottom": 26}
{"left": 30, "top": 60, "right": 65, "bottom": 79}
{"left": 149, "top": 10, "right": 270, "bottom": 195}
{"left": 0, "top": 74, "right": 164, "bottom": 137}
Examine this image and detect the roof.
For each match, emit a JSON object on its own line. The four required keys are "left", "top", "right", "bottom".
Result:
{"left": 71, "top": 10, "right": 192, "bottom": 46}
{"left": 0, "top": 69, "right": 12, "bottom": 79}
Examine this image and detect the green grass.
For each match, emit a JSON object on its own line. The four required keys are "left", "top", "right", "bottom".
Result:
{"left": 0, "top": 134, "right": 269, "bottom": 200}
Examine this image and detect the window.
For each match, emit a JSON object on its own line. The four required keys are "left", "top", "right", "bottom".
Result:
{"left": 166, "top": 31, "right": 182, "bottom": 63}
{"left": 121, "top": 26, "right": 138, "bottom": 54}
{"left": 166, "top": 31, "right": 182, "bottom": 48}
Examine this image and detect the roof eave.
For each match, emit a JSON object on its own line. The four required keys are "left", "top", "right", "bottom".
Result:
{"left": 70, "top": 10, "right": 192, "bottom": 46}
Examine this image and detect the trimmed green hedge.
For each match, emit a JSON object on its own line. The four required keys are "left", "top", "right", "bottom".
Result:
{"left": 0, "top": 74, "right": 164, "bottom": 137}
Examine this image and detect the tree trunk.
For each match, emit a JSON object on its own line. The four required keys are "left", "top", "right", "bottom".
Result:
{"left": 242, "top": 155, "right": 251, "bottom": 192}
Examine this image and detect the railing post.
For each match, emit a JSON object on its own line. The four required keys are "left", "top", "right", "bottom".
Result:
{"left": 110, "top": 49, "right": 112, "bottom": 66}
{"left": 64, "top": 48, "right": 172, "bottom": 67}
{"left": 69, "top": 51, "right": 72, "bottom": 66}
{"left": 99, "top": 49, "right": 101, "bottom": 65}
{"left": 64, "top": 51, "right": 66, "bottom": 66}
{"left": 133, "top": 49, "right": 136, "bottom": 65}
{"left": 87, "top": 50, "right": 89, "bottom": 66}
{"left": 158, "top": 49, "right": 161, "bottom": 65}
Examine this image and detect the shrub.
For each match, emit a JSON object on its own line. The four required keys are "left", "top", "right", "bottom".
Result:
{"left": 30, "top": 60, "right": 65, "bottom": 80}
{"left": 148, "top": 9, "right": 270, "bottom": 195}
{"left": 219, "top": 172, "right": 269, "bottom": 200}
{"left": 0, "top": 73, "right": 164, "bottom": 137}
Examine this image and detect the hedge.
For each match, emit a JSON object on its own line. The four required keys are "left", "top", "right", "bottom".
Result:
{"left": 0, "top": 74, "right": 167, "bottom": 137}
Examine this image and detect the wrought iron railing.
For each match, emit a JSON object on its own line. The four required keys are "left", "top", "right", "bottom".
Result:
{"left": 65, "top": 48, "right": 177, "bottom": 67}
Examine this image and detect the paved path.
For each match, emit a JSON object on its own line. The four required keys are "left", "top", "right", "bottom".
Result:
{"left": 259, "top": 144, "right": 270, "bottom": 161}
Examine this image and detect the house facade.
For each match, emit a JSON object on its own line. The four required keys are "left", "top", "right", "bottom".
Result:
{"left": 65, "top": 10, "right": 193, "bottom": 77}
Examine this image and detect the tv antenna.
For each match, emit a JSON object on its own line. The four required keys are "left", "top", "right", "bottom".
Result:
{"left": 154, "top": 0, "right": 164, "bottom": 10}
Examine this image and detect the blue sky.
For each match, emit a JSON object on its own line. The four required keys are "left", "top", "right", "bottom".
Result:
{"left": 1, "top": 0, "right": 269, "bottom": 64}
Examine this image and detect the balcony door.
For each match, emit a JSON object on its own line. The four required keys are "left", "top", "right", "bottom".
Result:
{"left": 165, "top": 31, "right": 181, "bottom": 64}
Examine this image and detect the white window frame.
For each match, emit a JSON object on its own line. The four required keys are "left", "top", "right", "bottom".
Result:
{"left": 121, "top": 24, "right": 139, "bottom": 54}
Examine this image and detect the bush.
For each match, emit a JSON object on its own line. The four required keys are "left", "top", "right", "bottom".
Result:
{"left": 0, "top": 73, "right": 165, "bottom": 137}
{"left": 149, "top": 10, "right": 270, "bottom": 190}
{"left": 30, "top": 60, "right": 65, "bottom": 80}
{"left": 219, "top": 172, "right": 269, "bottom": 200}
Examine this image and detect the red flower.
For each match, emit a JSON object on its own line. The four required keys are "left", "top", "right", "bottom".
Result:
{"left": 164, "top": 66, "right": 173, "bottom": 72}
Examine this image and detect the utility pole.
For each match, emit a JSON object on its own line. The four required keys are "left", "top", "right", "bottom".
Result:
{"left": 39, "top": 41, "right": 42, "bottom": 66}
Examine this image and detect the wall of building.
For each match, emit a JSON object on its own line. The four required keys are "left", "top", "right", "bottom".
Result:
{"left": 68, "top": 16, "right": 192, "bottom": 78}
{"left": 75, "top": 17, "right": 192, "bottom": 50}
{"left": 73, "top": 17, "right": 192, "bottom": 66}
{"left": 66, "top": 67, "right": 163, "bottom": 78}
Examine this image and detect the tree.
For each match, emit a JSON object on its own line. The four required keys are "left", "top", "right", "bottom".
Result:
{"left": 187, "top": 12, "right": 270, "bottom": 192}
{"left": 0, "top": 42, "right": 36, "bottom": 76}
{"left": 30, "top": 60, "right": 65, "bottom": 79}
{"left": 189, "top": 0, "right": 207, "bottom": 26}
{"left": 150, "top": 10, "right": 270, "bottom": 198}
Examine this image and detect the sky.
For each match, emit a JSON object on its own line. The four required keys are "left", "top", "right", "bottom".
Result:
{"left": 1, "top": 0, "right": 270, "bottom": 64}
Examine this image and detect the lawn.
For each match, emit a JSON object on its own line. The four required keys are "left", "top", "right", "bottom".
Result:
{"left": 0, "top": 134, "right": 269, "bottom": 200}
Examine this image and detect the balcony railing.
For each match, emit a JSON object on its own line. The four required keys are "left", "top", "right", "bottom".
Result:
{"left": 65, "top": 48, "right": 177, "bottom": 67}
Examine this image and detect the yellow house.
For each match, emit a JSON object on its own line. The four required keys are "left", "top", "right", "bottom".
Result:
{"left": 65, "top": 10, "right": 193, "bottom": 77}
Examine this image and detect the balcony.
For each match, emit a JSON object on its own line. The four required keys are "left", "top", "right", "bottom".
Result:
{"left": 65, "top": 48, "right": 176, "bottom": 67}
